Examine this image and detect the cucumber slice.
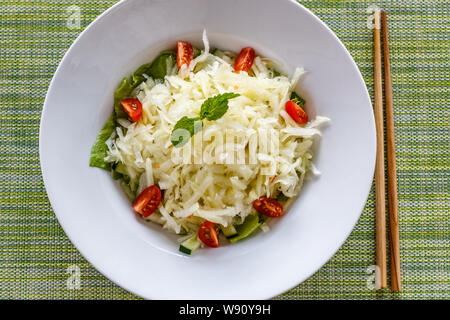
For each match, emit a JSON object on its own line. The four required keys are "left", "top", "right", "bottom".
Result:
{"left": 220, "top": 224, "right": 238, "bottom": 239}
{"left": 120, "top": 181, "right": 135, "bottom": 201}
{"left": 212, "top": 48, "right": 226, "bottom": 59}
{"left": 229, "top": 214, "right": 262, "bottom": 243}
{"left": 112, "top": 162, "right": 129, "bottom": 181}
{"left": 179, "top": 235, "right": 201, "bottom": 255}
{"left": 115, "top": 162, "right": 128, "bottom": 175}
{"left": 146, "top": 212, "right": 165, "bottom": 225}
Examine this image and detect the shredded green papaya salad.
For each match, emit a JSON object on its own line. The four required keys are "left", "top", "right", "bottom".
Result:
{"left": 90, "top": 31, "right": 328, "bottom": 254}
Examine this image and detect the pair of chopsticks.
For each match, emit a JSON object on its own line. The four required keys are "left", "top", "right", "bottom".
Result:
{"left": 373, "top": 10, "right": 401, "bottom": 291}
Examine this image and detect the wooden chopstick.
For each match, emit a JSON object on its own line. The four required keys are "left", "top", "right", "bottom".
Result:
{"left": 381, "top": 10, "right": 402, "bottom": 292}
{"left": 373, "top": 9, "right": 387, "bottom": 289}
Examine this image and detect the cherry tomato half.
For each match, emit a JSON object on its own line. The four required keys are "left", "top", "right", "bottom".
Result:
{"left": 198, "top": 221, "right": 219, "bottom": 248}
{"left": 253, "top": 196, "right": 284, "bottom": 218}
{"left": 234, "top": 47, "right": 255, "bottom": 72}
{"left": 285, "top": 100, "right": 308, "bottom": 124}
{"left": 177, "top": 41, "right": 194, "bottom": 69}
{"left": 121, "top": 98, "right": 142, "bottom": 122}
{"left": 133, "top": 185, "right": 162, "bottom": 217}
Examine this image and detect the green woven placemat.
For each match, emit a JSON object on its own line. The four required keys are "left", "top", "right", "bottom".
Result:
{"left": 0, "top": 0, "right": 448, "bottom": 300}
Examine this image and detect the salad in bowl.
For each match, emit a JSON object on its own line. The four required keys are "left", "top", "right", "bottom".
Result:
{"left": 89, "top": 31, "right": 328, "bottom": 254}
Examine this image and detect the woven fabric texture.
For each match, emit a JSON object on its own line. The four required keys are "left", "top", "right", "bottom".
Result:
{"left": 0, "top": 0, "right": 448, "bottom": 299}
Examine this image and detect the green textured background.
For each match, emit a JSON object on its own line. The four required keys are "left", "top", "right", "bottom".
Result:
{"left": 0, "top": 0, "right": 448, "bottom": 300}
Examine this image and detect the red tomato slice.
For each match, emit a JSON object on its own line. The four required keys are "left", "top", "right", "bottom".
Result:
{"left": 133, "top": 185, "right": 162, "bottom": 217}
{"left": 198, "top": 221, "right": 219, "bottom": 248}
{"left": 177, "top": 41, "right": 194, "bottom": 69}
{"left": 234, "top": 47, "right": 255, "bottom": 72}
{"left": 121, "top": 98, "right": 142, "bottom": 122}
{"left": 253, "top": 196, "right": 284, "bottom": 218}
{"left": 285, "top": 100, "right": 308, "bottom": 124}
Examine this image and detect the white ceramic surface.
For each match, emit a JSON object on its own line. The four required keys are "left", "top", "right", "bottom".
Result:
{"left": 40, "top": 0, "right": 375, "bottom": 299}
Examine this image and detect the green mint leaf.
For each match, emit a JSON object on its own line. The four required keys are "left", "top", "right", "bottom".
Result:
{"left": 171, "top": 116, "right": 203, "bottom": 147}
{"left": 290, "top": 91, "right": 305, "bottom": 107}
{"left": 200, "top": 93, "right": 240, "bottom": 121}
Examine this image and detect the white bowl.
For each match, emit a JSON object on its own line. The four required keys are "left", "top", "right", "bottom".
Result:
{"left": 40, "top": 0, "right": 375, "bottom": 299}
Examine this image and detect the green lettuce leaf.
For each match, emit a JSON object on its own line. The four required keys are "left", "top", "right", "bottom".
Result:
{"left": 229, "top": 214, "right": 263, "bottom": 243}
{"left": 130, "top": 50, "right": 176, "bottom": 89}
{"left": 114, "top": 77, "right": 133, "bottom": 119}
{"left": 89, "top": 113, "right": 116, "bottom": 170}
{"left": 193, "top": 47, "right": 201, "bottom": 58}
{"left": 148, "top": 50, "right": 176, "bottom": 80}
{"left": 131, "top": 63, "right": 152, "bottom": 87}
{"left": 90, "top": 50, "right": 177, "bottom": 172}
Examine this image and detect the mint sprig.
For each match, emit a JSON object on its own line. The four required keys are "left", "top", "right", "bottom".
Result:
{"left": 171, "top": 93, "right": 240, "bottom": 147}
{"left": 200, "top": 93, "right": 240, "bottom": 120}
{"left": 170, "top": 116, "right": 202, "bottom": 147}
